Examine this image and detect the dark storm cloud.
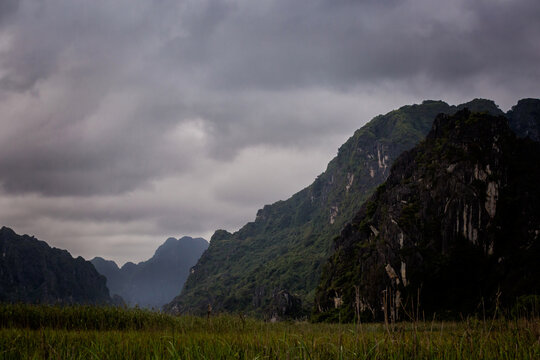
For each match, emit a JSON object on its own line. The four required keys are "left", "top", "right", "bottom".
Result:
{"left": 0, "top": 0, "right": 199, "bottom": 195}
{"left": 164, "top": 0, "right": 540, "bottom": 90}
{"left": 0, "top": 0, "right": 19, "bottom": 27}
{"left": 0, "top": 0, "right": 538, "bottom": 263}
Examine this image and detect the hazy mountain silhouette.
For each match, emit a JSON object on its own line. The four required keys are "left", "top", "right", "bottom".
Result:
{"left": 92, "top": 236, "right": 207, "bottom": 309}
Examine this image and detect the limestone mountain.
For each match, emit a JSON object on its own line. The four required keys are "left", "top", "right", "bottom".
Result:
{"left": 0, "top": 226, "right": 111, "bottom": 304}
{"left": 91, "top": 236, "right": 208, "bottom": 309}
{"left": 165, "top": 99, "right": 505, "bottom": 318}
{"left": 507, "top": 98, "right": 540, "bottom": 142}
{"left": 314, "top": 110, "right": 540, "bottom": 322}
{"left": 90, "top": 257, "right": 123, "bottom": 299}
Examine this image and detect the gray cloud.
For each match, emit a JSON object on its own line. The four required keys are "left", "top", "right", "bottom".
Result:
{"left": 160, "top": 0, "right": 540, "bottom": 92}
{"left": 0, "top": 0, "right": 19, "bottom": 28}
{"left": 0, "top": 0, "right": 538, "bottom": 263}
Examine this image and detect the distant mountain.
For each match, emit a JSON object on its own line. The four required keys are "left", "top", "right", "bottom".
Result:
{"left": 507, "top": 98, "right": 540, "bottom": 142}
{"left": 92, "top": 236, "right": 208, "bottom": 309}
{"left": 314, "top": 109, "right": 540, "bottom": 322}
{"left": 90, "top": 257, "right": 123, "bottom": 298}
{"left": 165, "top": 99, "right": 506, "bottom": 318}
{"left": 0, "top": 226, "right": 111, "bottom": 304}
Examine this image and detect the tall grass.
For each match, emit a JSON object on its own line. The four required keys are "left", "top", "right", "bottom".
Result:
{"left": 0, "top": 304, "right": 177, "bottom": 331}
{"left": 0, "top": 304, "right": 538, "bottom": 359}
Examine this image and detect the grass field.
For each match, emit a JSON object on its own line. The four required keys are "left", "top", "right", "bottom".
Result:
{"left": 0, "top": 304, "right": 538, "bottom": 359}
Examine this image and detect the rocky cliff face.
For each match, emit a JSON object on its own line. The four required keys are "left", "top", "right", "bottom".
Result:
{"left": 166, "top": 99, "right": 505, "bottom": 317}
{"left": 314, "top": 110, "right": 540, "bottom": 322}
{"left": 0, "top": 227, "right": 111, "bottom": 304}
{"left": 92, "top": 236, "right": 208, "bottom": 309}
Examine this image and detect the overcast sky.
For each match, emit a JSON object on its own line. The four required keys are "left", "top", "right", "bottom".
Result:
{"left": 1, "top": 0, "right": 539, "bottom": 265}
